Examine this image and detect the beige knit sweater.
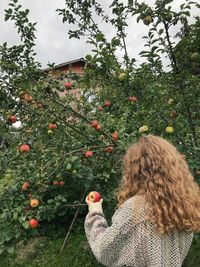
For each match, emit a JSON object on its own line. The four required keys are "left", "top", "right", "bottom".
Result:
{"left": 84, "top": 195, "right": 194, "bottom": 267}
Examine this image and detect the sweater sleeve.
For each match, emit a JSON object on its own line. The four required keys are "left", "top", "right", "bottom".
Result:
{"left": 84, "top": 198, "right": 142, "bottom": 267}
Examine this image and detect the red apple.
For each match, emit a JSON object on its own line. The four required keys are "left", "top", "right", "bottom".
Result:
{"left": 96, "top": 124, "right": 101, "bottom": 131}
{"left": 48, "top": 123, "right": 57, "bottom": 129}
{"left": 28, "top": 218, "right": 39, "bottom": 229}
{"left": 105, "top": 146, "right": 114, "bottom": 153}
{"left": 19, "top": 144, "right": 30, "bottom": 153}
{"left": 8, "top": 115, "right": 17, "bottom": 124}
{"left": 59, "top": 181, "right": 65, "bottom": 186}
{"left": 170, "top": 111, "right": 177, "bottom": 118}
{"left": 90, "top": 120, "right": 99, "bottom": 128}
{"left": 21, "top": 181, "right": 30, "bottom": 191}
{"left": 87, "top": 191, "right": 101, "bottom": 203}
{"left": 128, "top": 96, "right": 137, "bottom": 102}
{"left": 112, "top": 131, "right": 118, "bottom": 141}
{"left": 85, "top": 151, "right": 93, "bottom": 157}
{"left": 24, "top": 94, "right": 33, "bottom": 103}
{"left": 64, "top": 82, "right": 72, "bottom": 89}
{"left": 104, "top": 101, "right": 111, "bottom": 107}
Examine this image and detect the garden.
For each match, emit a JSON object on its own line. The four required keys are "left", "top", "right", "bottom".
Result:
{"left": 0, "top": 0, "right": 200, "bottom": 266}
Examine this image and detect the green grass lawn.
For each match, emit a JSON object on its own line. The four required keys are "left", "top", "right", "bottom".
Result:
{"left": 0, "top": 218, "right": 199, "bottom": 267}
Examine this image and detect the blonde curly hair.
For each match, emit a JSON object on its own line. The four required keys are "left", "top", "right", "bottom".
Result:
{"left": 116, "top": 134, "right": 200, "bottom": 234}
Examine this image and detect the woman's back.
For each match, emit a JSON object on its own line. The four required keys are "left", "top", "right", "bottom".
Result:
{"left": 85, "top": 195, "right": 193, "bottom": 267}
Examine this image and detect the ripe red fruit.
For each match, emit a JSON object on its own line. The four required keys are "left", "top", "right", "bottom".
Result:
{"left": 8, "top": 115, "right": 17, "bottom": 124}
{"left": 112, "top": 131, "right": 118, "bottom": 141}
{"left": 30, "top": 199, "right": 39, "bottom": 208}
{"left": 90, "top": 120, "right": 99, "bottom": 128}
{"left": 21, "top": 181, "right": 30, "bottom": 191}
{"left": 98, "top": 107, "right": 103, "bottom": 112}
{"left": 24, "top": 94, "right": 33, "bottom": 103}
{"left": 105, "top": 146, "right": 114, "bottom": 153}
{"left": 87, "top": 191, "right": 101, "bottom": 203}
{"left": 29, "top": 218, "right": 39, "bottom": 229}
{"left": 19, "top": 144, "right": 30, "bottom": 153}
{"left": 85, "top": 151, "right": 93, "bottom": 157}
{"left": 48, "top": 123, "right": 57, "bottom": 129}
{"left": 170, "top": 111, "right": 177, "bottom": 118}
{"left": 104, "top": 101, "right": 111, "bottom": 107}
{"left": 64, "top": 82, "right": 72, "bottom": 89}
{"left": 59, "top": 181, "right": 65, "bottom": 186}
{"left": 128, "top": 96, "right": 137, "bottom": 102}
{"left": 96, "top": 124, "right": 101, "bottom": 131}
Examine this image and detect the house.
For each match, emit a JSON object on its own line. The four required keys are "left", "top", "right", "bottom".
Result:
{"left": 43, "top": 58, "right": 85, "bottom": 75}
{"left": 43, "top": 58, "right": 86, "bottom": 100}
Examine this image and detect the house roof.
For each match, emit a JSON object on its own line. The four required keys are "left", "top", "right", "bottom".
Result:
{"left": 43, "top": 58, "right": 85, "bottom": 72}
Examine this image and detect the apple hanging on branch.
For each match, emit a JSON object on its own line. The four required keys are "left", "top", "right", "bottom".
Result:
{"left": 21, "top": 181, "right": 30, "bottom": 191}
{"left": 19, "top": 144, "right": 30, "bottom": 153}
{"left": 30, "top": 199, "right": 40, "bottom": 208}
{"left": 8, "top": 115, "right": 17, "bottom": 124}
{"left": 28, "top": 218, "right": 39, "bottom": 229}
{"left": 105, "top": 146, "right": 114, "bottom": 153}
{"left": 85, "top": 151, "right": 93, "bottom": 157}
{"left": 112, "top": 131, "right": 119, "bottom": 141}
{"left": 64, "top": 81, "right": 73, "bottom": 89}
{"left": 103, "top": 101, "right": 111, "bottom": 107}
{"left": 48, "top": 123, "right": 57, "bottom": 130}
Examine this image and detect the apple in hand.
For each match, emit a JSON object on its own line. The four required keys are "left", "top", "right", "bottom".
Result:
{"left": 29, "top": 218, "right": 39, "bottom": 229}
{"left": 87, "top": 191, "right": 102, "bottom": 203}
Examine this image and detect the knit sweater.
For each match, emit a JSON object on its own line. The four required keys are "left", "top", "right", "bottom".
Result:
{"left": 84, "top": 195, "right": 194, "bottom": 267}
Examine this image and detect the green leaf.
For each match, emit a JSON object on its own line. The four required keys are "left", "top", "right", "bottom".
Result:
{"left": 95, "top": 33, "right": 104, "bottom": 42}
{"left": 7, "top": 245, "right": 15, "bottom": 254}
{"left": 21, "top": 221, "right": 29, "bottom": 229}
{"left": 5, "top": 232, "right": 14, "bottom": 242}
{"left": 0, "top": 247, "right": 5, "bottom": 255}
{"left": 67, "top": 163, "right": 72, "bottom": 170}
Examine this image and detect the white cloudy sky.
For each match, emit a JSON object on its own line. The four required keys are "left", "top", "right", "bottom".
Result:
{"left": 0, "top": 0, "right": 199, "bottom": 68}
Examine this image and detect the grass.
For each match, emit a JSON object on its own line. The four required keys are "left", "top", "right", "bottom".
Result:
{"left": 0, "top": 218, "right": 103, "bottom": 267}
{"left": 0, "top": 218, "right": 199, "bottom": 267}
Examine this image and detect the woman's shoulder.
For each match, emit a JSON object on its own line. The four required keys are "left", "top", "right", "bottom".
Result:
{"left": 112, "top": 194, "right": 149, "bottom": 224}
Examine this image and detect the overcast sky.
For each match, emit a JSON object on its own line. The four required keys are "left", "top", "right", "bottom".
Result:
{"left": 0, "top": 0, "right": 199, "bottom": 68}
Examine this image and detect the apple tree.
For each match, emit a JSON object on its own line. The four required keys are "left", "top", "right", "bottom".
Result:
{"left": 0, "top": 0, "right": 200, "bottom": 256}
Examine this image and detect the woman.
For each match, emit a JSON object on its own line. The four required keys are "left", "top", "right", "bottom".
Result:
{"left": 84, "top": 135, "right": 200, "bottom": 267}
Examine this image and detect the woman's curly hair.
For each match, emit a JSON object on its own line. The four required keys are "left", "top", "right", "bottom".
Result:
{"left": 116, "top": 134, "right": 200, "bottom": 234}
